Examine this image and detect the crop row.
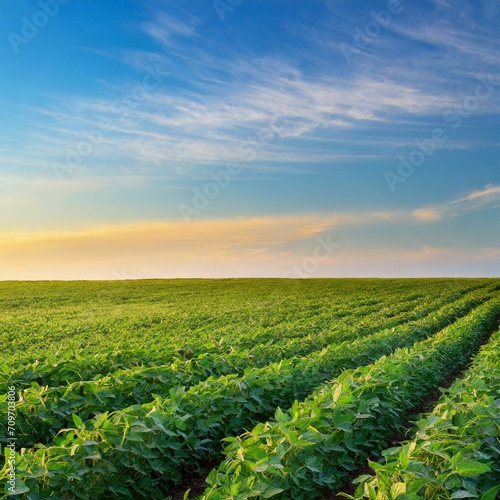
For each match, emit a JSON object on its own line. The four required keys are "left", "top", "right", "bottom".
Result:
{"left": 2, "top": 286, "right": 445, "bottom": 393}
{"left": 3, "top": 279, "right": 423, "bottom": 363}
{"left": 8, "top": 286, "right": 488, "bottom": 389}
{"left": 4, "top": 281, "right": 485, "bottom": 387}
{"left": 199, "top": 299, "right": 500, "bottom": 499}
{"left": 350, "top": 326, "right": 500, "bottom": 499}
{"left": 3, "top": 292, "right": 492, "bottom": 497}
{"left": 10, "top": 285, "right": 485, "bottom": 443}
{"left": 0, "top": 298, "right": 406, "bottom": 391}
{"left": 6, "top": 291, "right": 488, "bottom": 446}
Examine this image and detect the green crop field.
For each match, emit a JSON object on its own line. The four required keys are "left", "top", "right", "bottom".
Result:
{"left": 1, "top": 278, "right": 500, "bottom": 499}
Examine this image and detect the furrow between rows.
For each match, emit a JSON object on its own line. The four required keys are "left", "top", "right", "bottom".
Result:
{"left": 4, "top": 290, "right": 491, "bottom": 497}
{"left": 197, "top": 299, "right": 500, "bottom": 499}
{"left": 346, "top": 326, "right": 500, "bottom": 499}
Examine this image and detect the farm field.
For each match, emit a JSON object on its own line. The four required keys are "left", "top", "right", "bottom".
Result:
{"left": 1, "top": 278, "right": 500, "bottom": 498}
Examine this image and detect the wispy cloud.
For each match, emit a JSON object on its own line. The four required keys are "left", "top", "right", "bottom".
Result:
{"left": 2, "top": 224, "right": 499, "bottom": 280}
{"left": 1, "top": 184, "right": 498, "bottom": 278}
{"left": 5, "top": 59, "right": 459, "bottom": 179}
{"left": 141, "top": 12, "right": 196, "bottom": 44}
{"left": 310, "top": 0, "right": 500, "bottom": 110}
{"left": 4, "top": 2, "right": 499, "bottom": 187}
{"left": 1, "top": 0, "right": 499, "bottom": 277}
{"left": 413, "top": 185, "right": 500, "bottom": 221}
{"left": 0, "top": 172, "right": 182, "bottom": 209}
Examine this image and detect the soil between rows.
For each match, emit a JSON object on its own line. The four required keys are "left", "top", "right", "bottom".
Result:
{"left": 158, "top": 316, "right": 500, "bottom": 499}
{"left": 330, "top": 318, "right": 500, "bottom": 500}
{"left": 171, "top": 304, "right": 500, "bottom": 500}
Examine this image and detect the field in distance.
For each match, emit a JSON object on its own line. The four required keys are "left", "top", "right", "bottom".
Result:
{"left": 1, "top": 278, "right": 499, "bottom": 498}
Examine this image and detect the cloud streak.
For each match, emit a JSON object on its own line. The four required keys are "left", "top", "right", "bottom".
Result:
{"left": 413, "top": 185, "right": 500, "bottom": 221}
{"left": 9, "top": 4, "right": 494, "bottom": 181}
{"left": 1, "top": 0, "right": 498, "bottom": 281}
{"left": 3, "top": 2, "right": 499, "bottom": 191}
{"left": 1, "top": 185, "right": 498, "bottom": 279}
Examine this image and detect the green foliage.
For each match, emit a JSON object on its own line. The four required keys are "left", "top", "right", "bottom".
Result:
{"left": 9, "top": 285, "right": 489, "bottom": 453}
{"left": 200, "top": 299, "right": 500, "bottom": 499}
{"left": 0, "top": 278, "right": 498, "bottom": 498}
{"left": 348, "top": 327, "right": 500, "bottom": 500}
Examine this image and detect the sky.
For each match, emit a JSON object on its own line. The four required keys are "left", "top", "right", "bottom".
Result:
{"left": 0, "top": 0, "right": 499, "bottom": 279}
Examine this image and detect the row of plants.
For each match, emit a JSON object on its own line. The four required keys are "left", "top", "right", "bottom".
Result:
{"left": 4, "top": 279, "right": 416, "bottom": 366}
{"left": 348, "top": 326, "right": 500, "bottom": 499}
{"left": 2, "top": 285, "right": 433, "bottom": 391}
{"left": 12, "top": 281, "right": 489, "bottom": 395}
{"left": 9, "top": 286, "right": 488, "bottom": 450}
{"left": 3, "top": 292, "right": 491, "bottom": 496}
{"left": 10, "top": 284, "right": 482, "bottom": 448}
{"left": 7, "top": 280, "right": 486, "bottom": 374}
{"left": 198, "top": 299, "right": 500, "bottom": 499}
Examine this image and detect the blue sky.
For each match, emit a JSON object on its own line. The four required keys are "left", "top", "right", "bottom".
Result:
{"left": 0, "top": 0, "right": 499, "bottom": 279}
